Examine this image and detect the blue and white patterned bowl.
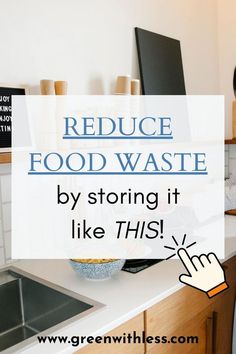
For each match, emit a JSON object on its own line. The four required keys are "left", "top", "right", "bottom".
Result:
{"left": 69, "top": 259, "right": 126, "bottom": 280}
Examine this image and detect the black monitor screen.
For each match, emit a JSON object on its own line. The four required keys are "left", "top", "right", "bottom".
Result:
{"left": 135, "top": 28, "right": 186, "bottom": 95}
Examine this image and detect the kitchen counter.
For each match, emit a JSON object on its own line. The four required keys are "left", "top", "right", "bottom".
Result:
{"left": 6, "top": 216, "right": 236, "bottom": 354}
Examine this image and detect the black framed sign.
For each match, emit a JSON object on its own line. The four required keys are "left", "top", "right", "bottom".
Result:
{"left": 0, "top": 84, "right": 28, "bottom": 151}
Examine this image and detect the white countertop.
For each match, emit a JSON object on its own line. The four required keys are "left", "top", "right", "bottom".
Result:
{"left": 6, "top": 216, "right": 236, "bottom": 354}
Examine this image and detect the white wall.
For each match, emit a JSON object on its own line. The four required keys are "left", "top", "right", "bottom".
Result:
{"left": 217, "top": 0, "right": 236, "bottom": 138}
{"left": 0, "top": 0, "right": 221, "bottom": 264}
{"left": 0, "top": 0, "right": 219, "bottom": 94}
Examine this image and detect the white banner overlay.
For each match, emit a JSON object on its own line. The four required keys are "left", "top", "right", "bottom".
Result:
{"left": 12, "top": 96, "right": 224, "bottom": 259}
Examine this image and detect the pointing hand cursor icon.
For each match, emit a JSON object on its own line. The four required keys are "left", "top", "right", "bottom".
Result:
{"left": 178, "top": 248, "right": 228, "bottom": 298}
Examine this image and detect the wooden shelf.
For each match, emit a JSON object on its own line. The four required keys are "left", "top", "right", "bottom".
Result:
{"left": 225, "top": 139, "right": 236, "bottom": 144}
{"left": 0, "top": 152, "right": 11, "bottom": 164}
{"left": 0, "top": 141, "right": 235, "bottom": 163}
{"left": 225, "top": 209, "right": 236, "bottom": 216}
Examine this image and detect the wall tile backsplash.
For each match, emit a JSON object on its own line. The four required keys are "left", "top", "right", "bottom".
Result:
{"left": 0, "top": 145, "right": 235, "bottom": 265}
{"left": 0, "top": 163, "right": 11, "bottom": 265}
{"left": 225, "top": 144, "right": 236, "bottom": 179}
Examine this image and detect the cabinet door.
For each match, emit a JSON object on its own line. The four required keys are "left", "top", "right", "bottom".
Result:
{"left": 74, "top": 313, "right": 145, "bottom": 354}
{"left": 145, "top": 283, "right": 212, "bottom": 354}
{"left": 146, "top": 256, "right": 236, "bottom": 354}
{"left": 146, "top": 306, "right": 213, "bottom": 354}
{"left": 213, "top": 289, "right": 235, "bottom": 354}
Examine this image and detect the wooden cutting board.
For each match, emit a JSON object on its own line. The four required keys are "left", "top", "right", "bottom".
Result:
{"left": 225, "top": 209, "right": 236, "bottom": 216}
